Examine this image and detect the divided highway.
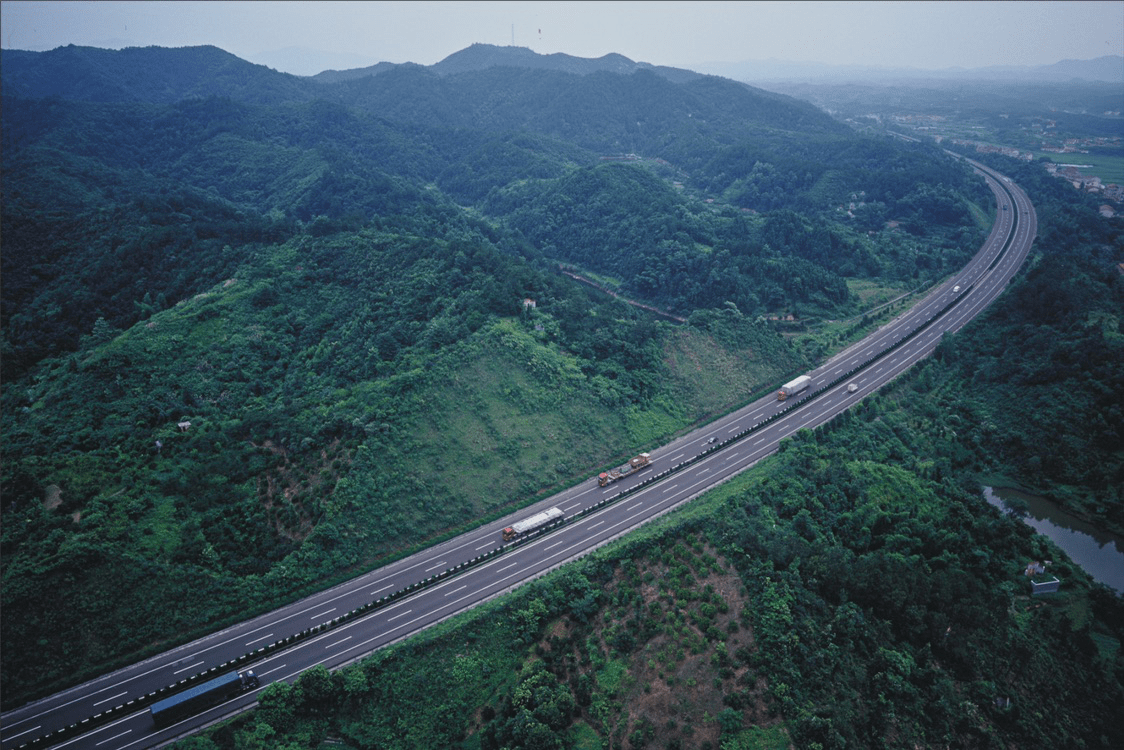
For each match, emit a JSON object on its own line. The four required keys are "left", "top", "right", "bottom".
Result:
{"left": 0, "top": 159, "right": 1036, "bottom": 750}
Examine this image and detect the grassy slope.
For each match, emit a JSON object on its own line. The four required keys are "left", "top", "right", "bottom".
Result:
{"left": 0, "top": 250, "right": 806, "bottom": 703}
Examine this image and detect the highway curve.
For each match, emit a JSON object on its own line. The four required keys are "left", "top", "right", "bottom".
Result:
{"left": 0, "top": 158, "right": 1036, "bottom": 750}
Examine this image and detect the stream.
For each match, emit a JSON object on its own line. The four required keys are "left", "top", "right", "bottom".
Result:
{"left": 983, "top": 486, "right": 1124, "bottom": 594}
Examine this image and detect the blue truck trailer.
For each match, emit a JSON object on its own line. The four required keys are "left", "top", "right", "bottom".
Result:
{"left": 149, "top": 670, "right": 259, "bottom": 728}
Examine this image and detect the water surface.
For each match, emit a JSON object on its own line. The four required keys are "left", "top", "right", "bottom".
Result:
{"left": 983, "top": 486, "right": 1123, "bottom": 594}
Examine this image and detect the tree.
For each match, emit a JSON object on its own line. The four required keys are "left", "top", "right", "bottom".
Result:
{"left": 254, "top": 681, "right": 296, "bottom": 732}
{"left": 293, "top": 664, "right": 337, "bottom": 715}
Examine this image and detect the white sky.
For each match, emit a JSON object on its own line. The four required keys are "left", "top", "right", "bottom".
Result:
{"left": 3, "top": 1, "right": 1122, "bottom": 75}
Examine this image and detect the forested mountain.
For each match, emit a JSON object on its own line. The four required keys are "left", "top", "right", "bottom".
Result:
{"left": 2, "top": 45, "right": 988, "bottom": 377}
{"left": 429, "top": 43, "right": 705, "bottom": 83}
{"left": 0, "top": 44, "right": 313, "bottom": 104}
{"left": 179, "top": 150, "right": 1123, "bottom": 750}
{"left": 3, "top": 42, "right": 1001, "bottom": 711}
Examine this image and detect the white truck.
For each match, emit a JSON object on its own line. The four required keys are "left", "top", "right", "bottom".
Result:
{"left": 503, "top": 507, "right": 564, "bottom": 541}
{"left": 777, "top": 375, "right": 812, "bottom": 401}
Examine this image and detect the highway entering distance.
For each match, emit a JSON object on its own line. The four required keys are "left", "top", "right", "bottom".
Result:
{"left": 0, "top": 159, "right": 1036, "bottom": 750}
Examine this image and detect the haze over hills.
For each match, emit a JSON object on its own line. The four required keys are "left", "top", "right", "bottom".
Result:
{"left": 243, "top": 41, "right": 1122, "bottom": 84}
{"left": 249, "top": 45, "right": 379, "bottom": 77}
{"left": 693, "top": 54, "right": 1124, "bottom": 83}
{"left": 10, "top": 41, "right": 1116, "bottom": 97}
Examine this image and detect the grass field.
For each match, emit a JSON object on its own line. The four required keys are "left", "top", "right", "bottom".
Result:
{"left": 393, "top": 315, "right": 803, "bottom": 538}
{"left": 1039, "top": 153, "right": 1124, "bottom": 185}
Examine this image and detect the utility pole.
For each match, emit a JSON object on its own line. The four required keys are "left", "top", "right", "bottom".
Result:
{"left": 511, "top": 24, "right": 514, "bottom": 46}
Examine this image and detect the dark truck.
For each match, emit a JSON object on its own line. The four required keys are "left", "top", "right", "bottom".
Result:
{"left": 150, "top": 670, "right": 259, "bottom": 728}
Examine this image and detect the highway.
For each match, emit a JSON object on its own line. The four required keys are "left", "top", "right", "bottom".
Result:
{"left": 0, "top": 158, "right": 1036, "bottom": 750}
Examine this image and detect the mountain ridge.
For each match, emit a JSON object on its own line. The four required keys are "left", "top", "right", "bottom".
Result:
{"left": 302, "top": 43, "right": 707, "bottom": 85}
{"left": 1, "top": 42, "right": 847, "bottom": 151}
{"left": 0, "top": 44, "right": 314, "bottom": 104}
{"left": 0, "top": 42, "right": 710, "bottom": 102}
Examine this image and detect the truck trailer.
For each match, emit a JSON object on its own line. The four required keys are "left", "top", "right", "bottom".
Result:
{"left": 503, "top": 507, "right": 564, "bottom": 541}
{"left": 150, "top": 670, "right": 259, "bottom": 728}
{"left": 777, "top": 375, "right": 812, "bottom": 401}
{"left": 598, "top": 453, "right": 652, "bottom": 486}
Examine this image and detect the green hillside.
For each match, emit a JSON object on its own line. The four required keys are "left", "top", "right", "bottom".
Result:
{"left": 179, "top": 157, "right": 1124, "bottom": 750}
{"left": 0, "top": 43, "right": 1050, "bottom": 712}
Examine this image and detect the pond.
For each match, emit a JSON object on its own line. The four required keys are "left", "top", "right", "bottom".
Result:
{"left": 983, "top": 486, "right": 1124, "bottom": 594}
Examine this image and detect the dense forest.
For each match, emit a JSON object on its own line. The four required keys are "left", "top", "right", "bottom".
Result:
{"left": 936, "top": 149, "right": 1124, "bottom": 532}
{"left": 1, "top": 42, "right": 1119, "bottom": 748}
{"left": 175, "top": 147, "right": 1123, "bottom": 750}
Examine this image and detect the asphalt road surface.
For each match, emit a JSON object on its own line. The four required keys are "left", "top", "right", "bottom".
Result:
{"left": 0, "top": 159, "right": 1036, "bottom": 750}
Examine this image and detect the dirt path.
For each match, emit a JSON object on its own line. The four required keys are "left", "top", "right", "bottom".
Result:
{"left": 559, "top": 269, "right": 688, "bottom": 323}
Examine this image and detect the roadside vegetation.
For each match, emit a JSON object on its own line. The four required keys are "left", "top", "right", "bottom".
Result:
{"left": 2, "top": 45, "right": 1121, "bottom": 749}
{"left": 181, "top": 288, "right": 1124, "bottom": 748}
{"left": 177, "top": 149, "right": 1122, "bottom": 750}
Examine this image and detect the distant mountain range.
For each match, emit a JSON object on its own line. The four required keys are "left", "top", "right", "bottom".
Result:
{"left": 250, "top": 42, "right": 1122, "bottom": 85}
{"left": 247, "top": 46, "right": 378, "bottom": 77}
{"left": 692, "top": 55, "right": 1124, "bottom": 84}
{"left": 308, "top": 43, "right": 704, "bottom": 85}
{"left": 300, "top": 45, "right": 1122, "bottom": 85}
{"left": 0, "top": 43, "right": 715, "bottom": 104}
{"left": 0, "top": 44, "right": 312, "bottom": 105}
{"left": 4, "top": 42, "right": 1119, "bottom": 102}
{"left": 0, "top": 43, "right": 837, "bottom": 143}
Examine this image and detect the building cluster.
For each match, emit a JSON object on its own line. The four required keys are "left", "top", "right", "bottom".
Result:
{"left": 890, "top": 113, "right": 946, "bottom": 127}
{"left": 1039, "top": 135, "right": 1120, "bottom": 155}
{"left": 949, "top": 139, "right": 1034, "bottom": 161}
{"left": 835, "top": 191, "right": 867, "bottom": 218}
{"left": 1044, "top": 163, "right": 1124, "bottom": 204}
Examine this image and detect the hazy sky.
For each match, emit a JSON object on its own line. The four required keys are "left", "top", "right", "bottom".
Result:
{"left": 3, "top": 1, "right": 1122, "bottom": 75}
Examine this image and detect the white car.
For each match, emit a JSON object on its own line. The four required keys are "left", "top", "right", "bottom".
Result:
{"left": 846, "top": 383, "right": 858, "bottom": 393}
